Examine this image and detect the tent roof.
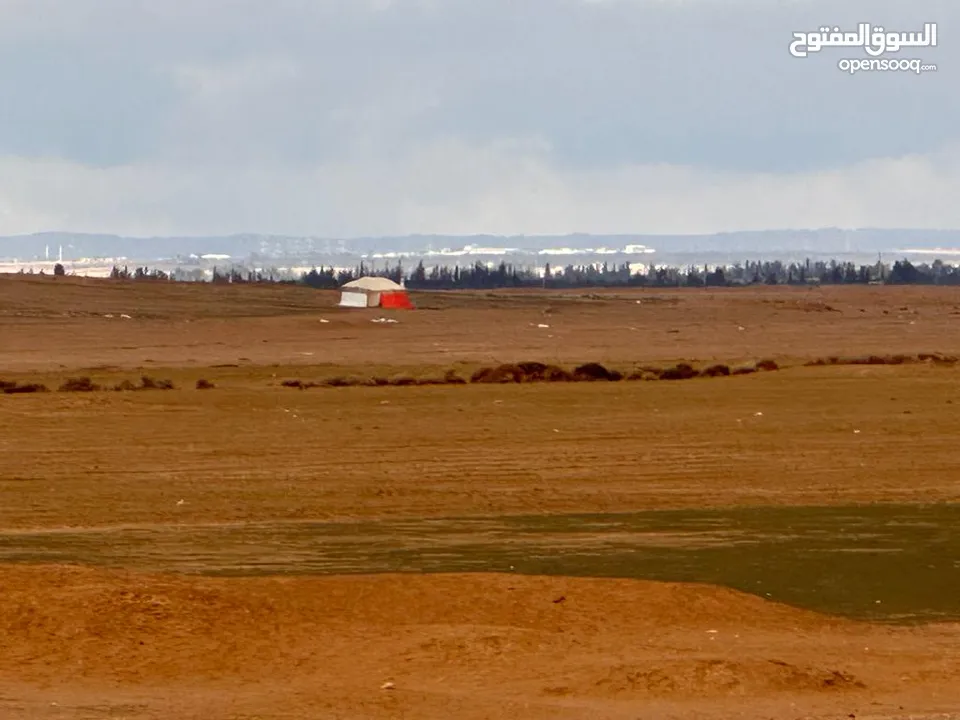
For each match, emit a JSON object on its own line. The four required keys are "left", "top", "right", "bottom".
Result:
{"left": 341, "top": 276, "right": 404, "bottom": 292}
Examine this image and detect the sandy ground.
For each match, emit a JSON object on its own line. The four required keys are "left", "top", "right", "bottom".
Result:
{"left": 3, "top": 275, "right": 960, "bottom": 718}
{"left": 2, "top": 566, "right": 960, "bottom": 720}
{"left": 4, "top": 275, "right": 960, "bottom": 372}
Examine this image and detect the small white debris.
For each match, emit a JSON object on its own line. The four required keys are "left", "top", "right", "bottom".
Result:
{"left": 319, "top": 318, "right": 330, "bottom": 323}
{"left": 553, "top": 428, "right": 560, "bottom": 433}
{"left": 754, "top": 412, "right": 763, "bottom": 417}
{"left": 706, "top": 630, "right": 718, "bottom": 634}
{"left": 380, "top": 400, "right": 390, "bottom": 405}
{"left": 371, "top": 317, "right": 398, "bottom": 324}
{"left": 176, "top": 499, "right": 185, "bottom": 506}
{"left": 104, "top": 314, "right": 114, "bottom": 318}
{"left": 854, "top": 429, "right": 861, "bottom": 434}
{"left": 537, "top": 323, "right": 550, "bottom": 328}
{"left": 380, "top": 682, "right": 395, "bottom": 691}
{"left": 737, "top": 325, "right": 745, "bottom": 331}
{"left": 120, "top": 313, "right": 132, "bottom": 319}
{"left": 635, "top": 300, "right": 642, "bottom": 305}
{"left": 299, "top": 352, "right": 314, "bottom": 356}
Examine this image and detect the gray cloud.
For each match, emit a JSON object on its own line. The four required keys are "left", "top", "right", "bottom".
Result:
{"left": 0, "top": 0, "right": 956, "bottom": 236}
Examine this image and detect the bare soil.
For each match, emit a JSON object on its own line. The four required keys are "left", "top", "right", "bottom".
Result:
{"left": 2, "top": 275, "right": 960, "bottom": 718}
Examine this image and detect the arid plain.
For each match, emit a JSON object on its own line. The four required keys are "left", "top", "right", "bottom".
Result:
{"left": 3, "top": 274, "right": 960, "bottom": 719}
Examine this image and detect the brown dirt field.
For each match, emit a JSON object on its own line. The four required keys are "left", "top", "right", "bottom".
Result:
{"left": 4, "top": 274, "right": 960, "bottom": 372}
{"left": 3, "top": 275, "right": 960, "bottom": 718}
{"left": 2, "top": 565, "right": 960, "bottom": 720}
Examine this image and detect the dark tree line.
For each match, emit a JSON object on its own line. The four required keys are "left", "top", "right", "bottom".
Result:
{"left": 97, "top": 257, "right": 960, "bottom": 289}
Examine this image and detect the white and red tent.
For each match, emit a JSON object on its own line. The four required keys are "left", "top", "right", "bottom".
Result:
{"left": 337, "top": 276, "right": 414, "bottom": 309}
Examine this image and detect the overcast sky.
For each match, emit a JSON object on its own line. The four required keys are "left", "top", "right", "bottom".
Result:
{"left": 0, "top": 0, "right": 955, "bottom": 237}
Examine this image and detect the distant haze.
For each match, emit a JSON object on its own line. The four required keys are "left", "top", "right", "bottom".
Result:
{"left": 0, "top": 0, "right": 956, "bottom": 239}
{"left": 4, "top": 229, "right": 960, "bottom": 266}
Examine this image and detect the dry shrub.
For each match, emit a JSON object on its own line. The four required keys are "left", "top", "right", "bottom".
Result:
{"left": 511, "top": 361, "right": 573, "bottom": 382}
{"left": 700, "top": 364, "right": 731, "bottom": 377}
{"left": 542, "top": 365, "right": 574, "bottom": 382}
{"left": 471, "top": 364, "right": 525, "bottom": 383}
{"left": 658, "top": 363, "right": 698, "bottom": 381}
{"left": 113, "top": 379, "right": 139, "bottom": 391}
{"left": 805, "top": 353, "right": 956, "bottom": 368}
{"left": 920, "top": 352, "right": 958, "bottom": 365}
{"left": 372, "top": 377, "right": 391, "bottom": 386}
{"left": 280, "top": 379, "right": 321, "bottom": 389}
{"left": 443, "top": 369, "right": 467, "bottom": 384}
{"left": 140, "top": 375, "right": 174, "bottom": 390}
{"left": 516, "top": 361, "right": 549, "bottom": 378}
{"left": 322, "top": 376, "right": 353, "bottom": 387}
{"left": 195, "top": 379, "right": 215, "bottom": 390}
{"left": 3, "top": 382, "right": 49, "bottom": 394}
{"left": 804, "top": 356, "right": 845, "bottom": 366}
{"left": 59, "top": 377, "right": 100, "bottom": 392}
{"left": 731, "top": 365, "right": 758, "bottom": 375}
{"left": 573, "top": 362, "right": 622, "bottom": 381}
{"left": 628, "top": 365, "right": 664, "bottom": 380}
{"left": 471, "top": 363, "right": 579, "bottom": 383}
{"left": 756, "top": 359, "right": 779, "bottom": 371}
{"left": 388, "top": 375, "right": 418, "bottom": 386}
{"left": 415, "top": 376, "right": 448, "bottom": 386}
{"left": 846, "top": 355, "right": 890, "bottom": 365}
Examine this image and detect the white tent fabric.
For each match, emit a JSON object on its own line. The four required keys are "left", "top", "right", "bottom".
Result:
{"left": 341, "top": 277, "right": 403, "bottom": 292}
{"left": 338, "top": 276, "right": 409, "bottom": 308}
{"left": 338, "top": 290, "right": 370, "bottom": 308}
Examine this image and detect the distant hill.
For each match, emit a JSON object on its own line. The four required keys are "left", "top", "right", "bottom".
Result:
{"left": 2, "top": 228, "right": 960, "bottom": 263}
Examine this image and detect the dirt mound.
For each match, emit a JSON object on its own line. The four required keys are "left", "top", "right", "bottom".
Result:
{"left": 0, "top": 566, "right": 848, "bottom": 686}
